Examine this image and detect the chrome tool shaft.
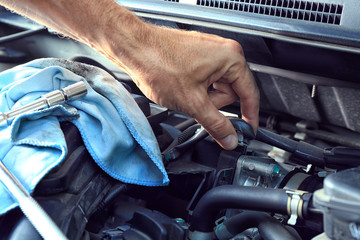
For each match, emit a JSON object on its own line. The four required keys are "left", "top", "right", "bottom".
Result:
{"left": 0, "top": 81, "right": 87, "bottom": 124}
{"left": 0, "top": 160, "right": 68, "bottom": 240}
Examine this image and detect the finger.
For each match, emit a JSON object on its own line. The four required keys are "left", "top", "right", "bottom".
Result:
{"left": 230, "top": 64, "right": 260, "bottom": 132}
{"left": 208, "top": 82, "right": 237, "bottom": 109}
{"left": 193, "top": 96, "right": 238, "bottom": 150}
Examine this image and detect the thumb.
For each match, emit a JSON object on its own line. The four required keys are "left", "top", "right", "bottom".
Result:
{"left": 194, "top": 100, "right": 238, "bottom": 150}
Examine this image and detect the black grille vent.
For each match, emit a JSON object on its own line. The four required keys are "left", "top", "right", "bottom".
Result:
{"left": 165, "top": 0, "right": 343, "bottom": 25}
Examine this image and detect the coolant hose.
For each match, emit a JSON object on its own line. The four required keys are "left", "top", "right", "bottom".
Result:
{"left": 189, "top": 185, "right": 289, "bottom": 233}
{"left": 215, "top": 211, "right": 300, "bottom": 240}
{"left": 256, "top": 128, "right": 324, "bottom": 166}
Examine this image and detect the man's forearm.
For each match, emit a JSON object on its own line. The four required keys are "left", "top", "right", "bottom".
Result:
{"left": 0, "top": 0, "right": 148, "bottom": 70}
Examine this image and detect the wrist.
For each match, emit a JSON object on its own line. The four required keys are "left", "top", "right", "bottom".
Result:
{"left": 88, "top": 4, "right": 152, "bottom": 73}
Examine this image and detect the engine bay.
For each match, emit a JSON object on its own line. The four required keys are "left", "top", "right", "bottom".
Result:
{"left": 0, "top": 3, "right": 360, "bottom": 240}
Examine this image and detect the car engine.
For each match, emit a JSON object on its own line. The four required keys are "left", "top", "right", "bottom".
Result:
{"left": 0, "top": 1, "right": 360, "bottom": 239}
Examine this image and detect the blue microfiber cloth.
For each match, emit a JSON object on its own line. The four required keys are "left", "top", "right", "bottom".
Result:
{"left": 0, "top": 58, "right": 169, "bottom": 215}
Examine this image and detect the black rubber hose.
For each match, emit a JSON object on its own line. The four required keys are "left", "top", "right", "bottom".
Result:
{"left": 324, "top": 147, "right": 360, "bottom": 167}
{"left": 175, "top": 118, "right": 197, "bottom": 131}
{"left": 176, "top": 127, "right": 208, "bottom": 150}
{"left": 163, "top": 125, "right": 208, "bottom": 161}
{"left": 256, "top": 128, "right": 324, "bottom": 166}
{"left": 229, "top": 118, "right": 255, "bottom": 139}
{"left": 92, "top": 184, "right": 127, "bottom": 216}
{"left": 216, "top": 211, "right": 300, "bottom": 240}
{"left": 278, "top": 121, "right": 360, "bottom": 149}
{"left": 0, "top": 28, "right": 47, "bottom": 44}
{"left": 189, "top": 185, "right": 289, "bottom": 233}
{"left": 162, "top": 124, "right": 201, "bottom": 155}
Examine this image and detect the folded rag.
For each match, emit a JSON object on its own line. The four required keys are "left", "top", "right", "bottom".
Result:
{"left": 0, "top": 58, "right": 169, "bottom": 215}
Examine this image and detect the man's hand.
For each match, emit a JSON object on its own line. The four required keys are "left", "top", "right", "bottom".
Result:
{"left": 112, "top": 26, "right": 259, "bottom": 150}
{"left": 0, "top": 0, "right": 259, "bottom": 150}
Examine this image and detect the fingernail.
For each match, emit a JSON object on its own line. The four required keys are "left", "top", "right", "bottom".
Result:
{"left": 219, "top": 134, "right": 238, "bottom": 150}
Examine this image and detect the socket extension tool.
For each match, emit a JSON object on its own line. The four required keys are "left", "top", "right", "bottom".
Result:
{"left": 0, "top": 81, "right": 87, "bottom": 124}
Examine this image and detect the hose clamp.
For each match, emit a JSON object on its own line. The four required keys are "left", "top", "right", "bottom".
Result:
{"left": 286, "top": 190, "right": 307, "bottom": 225}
